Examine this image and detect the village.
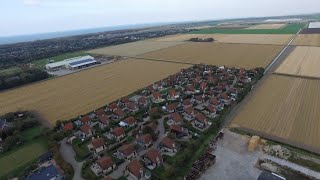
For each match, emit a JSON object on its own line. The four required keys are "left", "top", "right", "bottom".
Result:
{"left": 58, "top": 64, "right": 261, "bottom": 180}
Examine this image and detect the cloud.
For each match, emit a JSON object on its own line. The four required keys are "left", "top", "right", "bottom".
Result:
{"left": 23, "top": 0, "right": 42, "bottom": 6}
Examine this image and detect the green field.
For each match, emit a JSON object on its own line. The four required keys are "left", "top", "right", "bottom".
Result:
{"left": 33, "top": 51, "right": 91, "bottom": 69}
{"left": 0, "top": 67, "right": 22, "bottom": 76}
{"left": 0, "top": 140, "right": 48, "bottom": 179}
{"left": 190, "top": 23, "right": 306, "bottom": 34}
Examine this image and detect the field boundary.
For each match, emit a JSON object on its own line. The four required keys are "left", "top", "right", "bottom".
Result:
{"left": 273, "top": 72, "right": 320, "bottom": 80}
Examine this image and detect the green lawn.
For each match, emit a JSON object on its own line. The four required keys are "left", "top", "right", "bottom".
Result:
{"left": 189, "top": 23, "right": 306, "bottom": 34}
{"left": 0, "top": 67, "right": 22, "bottom": 76}
{"left": 21, "top": 126, "right": 44, "bottom": 141}
{"left": 0, "top": 140, "right": 48, "bottom": 179}
{"left": 32, "top": 51, "right": 91, "bottom": 69}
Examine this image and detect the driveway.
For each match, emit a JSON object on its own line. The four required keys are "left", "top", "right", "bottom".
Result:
{"left": 59, "top": 138, "right": 84, "bottom": 180}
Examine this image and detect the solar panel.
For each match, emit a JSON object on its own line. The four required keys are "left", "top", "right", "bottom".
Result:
{"left": 68, "top": 59, "right": 96, "bottom": 66}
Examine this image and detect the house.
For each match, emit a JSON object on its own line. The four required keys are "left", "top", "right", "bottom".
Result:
{"left": 88, "top": 138, "right": 106, "bottom": 154}
{"left": 110, "top": 127, "right": 125, "bottom": 141}
{"left": 193, "top": 95, "right": 205, "bottom": 104}
{"left": 96, "top": 109, "right": 106, "bottom": 118}
{"left": 80, "top": 115, "right": 91, "bottom": 125}
{"left": 205, "top": 104, "right": 217, "bottom": 118}
{"left": 166, "top": 103, "right": 177, "bottom": 113}
{"left": 107, "top": 103, "right": 118, "bottom": 112}
{"left": 229, "top": 88, "right": 238, "bottom": 97}
{"left": 152, "top": 92, "right": 164, "bottom": 103}
{"left": 209, "top": 97, "right": 219, "bottom": 106}
{"left": 159, "top": 137, "right": 178, "bottom": 154}
{"left": 167, "top": 89, "right": 179, "bottom": 100}
{"left": 145, "top": 122, "right": 158, "bottom": 133}
{"left": 138, "top": 96, "right": 149, "bottom": 107}
{"left": 91, "top": 156, "right": 116, "bottom": 175}
{"left": 116, "top": 143, "right": 137, "bottom": 160}
{"left": 185, "top": 85, "right": 196, "bottom": 95}
{"left": 126, "top": 159, "right": 145, "bottom": 180}
{"left": 99, "top": 116, "right": 109, "bottom": 129}
{"left": 194, "top": 114, "right": 209, "bottom": 129}
{"left": 220, "top": 93, "right": 231, "bottom": 105}
{"left": 182, "top": 99, "right": 192, "bottom": 109}
{"left": 63, "top": 122, "right": 73, "bottom": 132}
{"left": 183, "top": 107, "right": 196, "bottom": 121}
{"left": 136, "top": 134, "right": 153, "bottom": 149}
{"left": 169, "top": 112, "right": 183, "bottom": 125}
{"left": 127, "top": 102, "right": 139, "bottom": 112}
{"left": 170, "top": 124, "right": 188, "bottom": 138}
{"left": 80, "top": 124, "right": 93, "bottom": 138}
{"left": 113, "top": 109, "right": 126, "bottom": 120}
{"left": 121, "top": 116, "right": 137, "bottom": 127}
{"left": 200, "top": 82, "right": 208, "bottom": 92}
{"left": 143, "top": 148, "right": 163, "bottom": 170}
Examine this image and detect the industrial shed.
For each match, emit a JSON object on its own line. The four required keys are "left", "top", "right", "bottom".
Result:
{"left": 45, "top": 55, "right": 97, "bottom": 71}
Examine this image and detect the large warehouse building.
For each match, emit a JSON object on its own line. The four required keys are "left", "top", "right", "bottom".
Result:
{"left": 45, "top": 55, "right": 97, "bottom": 71}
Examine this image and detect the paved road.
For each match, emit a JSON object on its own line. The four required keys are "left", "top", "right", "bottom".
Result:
{"left": 59, "top": 138, "right": 84, "bottom": 180}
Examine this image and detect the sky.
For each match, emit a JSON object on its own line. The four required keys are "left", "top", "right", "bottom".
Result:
{"left": 1, "top": 0, "right": 320, "bottom": 36}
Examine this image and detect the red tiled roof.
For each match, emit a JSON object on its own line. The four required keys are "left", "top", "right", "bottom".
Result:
{"left": 185, "top": 107, "right": 195, "bottom": 115}
{"left": 168, "top": 89, "right": 177, "bottom": 98}
{"left": 138, "top": 96, "right": 146, "bottom": 104}
{"left": 161, "top": 137, "right": 176, "bottom": 149}
{"left": 119, "top": 143, "right": 135, "bottom": 156}
{"left": 167, "top": 103, "right": 177, "bottom": 111}
{"left": 112, "top": 127, "right": 125, "bottom": 137}
{"left": 194, "top": 95, "right": 204, "bottom": 102}
{"left": 114, "top": 109, "right": 126, "bottom": 117}
{"left": 153, "top": 92, "right": 161, "bottom": 99}
{"left": 108, "top": 103, "right": 118, "bottom": 110}
{"left": 209, "top": 97, "right": 219, "bottom": 106}
{"left": 103, "top": 177, "right": 112, "bottom": 180}
{"left": 146, "top": 123, "right": 157, "bottom": 132}
{"left": 170, "top": 124, "right": 183, "bottom": 133}
{"left": 124, "top": 116, "right": 136, "bottom": 126}
{"left": 97, "top": 156, "right": 114, "bottom": 170}
{"left": 100, "top": 116, "right": 109, "bottom": 125}
{"left": 91, "top": 138, "right": 104, "bottom": 149}
{"left": 137, "top": 134, "right": 153, "bottom": 144}
{"left": 96, "top": 109, "right": 106, "bottom": 117}
{"left": 80, "top": 124, "right": 92, "bottom": 134}
{"left": 221, "top": 93, "right": 230, "bottom": 100}
{"left": 127, "top": 102, "right": 137, "bottom": 110}
{"left": 149, "top": 107, "right": 159, "bottom": 114}
{"left": 185, "top": 85, "right": 195, "bottom": 92}
{"left": 80, "top": 115, "right": 91, "bottom": 123}
{"left": 207, "top": 104, "right": 216, "bottom": 113}
{"left": 145, "top": 148, "right": 163, "bottom": 164}
{"left": 121, "top": 97, "right": 130, "bottom": 104}
{"left": 63, "top": 122, "right": 73, "bottom": 132}
{"left": 183, "top": 99, "right": 192, "bottom": 106}
{"left": 200, "top": 82, "right": 208, "bottom": 90}
{"left": 195, "top": 114, "right": 207, "bottom": 123}
{"left": 127, "top": 160, "right": 144, "bottom": 179}
{"left": 170, "top": 112, "right": 183, "bottom": 123}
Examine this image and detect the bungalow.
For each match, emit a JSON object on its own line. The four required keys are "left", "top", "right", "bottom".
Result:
{"left": 159, "top": 137, "right": 178, "bottom": 154}
{"left": 170, "top": 124, "right": 188, "bottom": 139}
{"left": 116, "top": 143, "right": 137, "bottom": 160}
{"left": 182, "top": 99, "right": 192, "bottom": 109}
{"left": 167, "top": 89, "right": 179, "bottom": 101}
{"left": 121, "top": 116, "right": 137, "bottom": 127}
{"left": 136, "top": 134, "right": 153, "bottom": 149}
{"left": 194, "top": 114, "right": 209, "bottom": 129}
{"left": 91, "top": 156, "right": 116, "bottom": 175}
{"left": 113, "top": 109, "right": 126, "bottom": 120}
{"left": 169, "top": 112, "right": 183, "bottom": 125}
{"left": 63, "top": 122, "right": 73, "bottom": 132}
{"left": 152, "top": 92, "right": 164, "bottom": 103}
{"left": 80, "top": 115, "right": 91, "bottom": 125}
{"left": 166, "top": 103, "right": 177, "bottom": 113}
{"left": 88, "top": 138, "right": 106, "bottom": 154}
{"left": 183, "top": 107, "right": 196, "bottom": 121}
{"left": 80, "top": 124, "right": 93, "bottom": 138}
{"left": 110, "top": 127, "right": 126, "bottom": 141}
{"left": 143, "top": 148, "right": 163, "bottom": 170}
{"left": 126, "top": 159, "right": 145, "bottom": 180}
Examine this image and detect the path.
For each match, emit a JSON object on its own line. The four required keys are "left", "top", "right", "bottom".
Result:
{"left": 59, "top": 138, "right": 84, "bottom": 180}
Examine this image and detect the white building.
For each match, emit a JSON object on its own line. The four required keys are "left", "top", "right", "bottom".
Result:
{"left": 309, "top": 22, "right": 320, "bottom": 28}
{"left": 45, "top": 55, "right": 97, "bottom": 71}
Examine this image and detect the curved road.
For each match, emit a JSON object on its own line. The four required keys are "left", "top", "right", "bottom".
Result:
{"left": 59, "top": 138, "right": 84, "bottom": 180}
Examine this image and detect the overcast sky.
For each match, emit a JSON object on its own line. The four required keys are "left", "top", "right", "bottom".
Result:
{"left": 1, "top": 0, "right": 320, "bottom": 36}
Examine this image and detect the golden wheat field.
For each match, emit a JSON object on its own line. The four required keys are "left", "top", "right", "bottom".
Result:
{"left": 155, "top": 34, "right": 291, "bottom": 45}
{"left": 246, "top": 23, "right": 286, "bottom": 29}
{"left": 0, "top": 59, "right": 189, "bottom": 124}
{"left": 276, "top": 46, "right": 320, "bottom": 78}
{"left": 88, "top": 41, "right": 185, "bottom": 57}
{"left": 137, "top": 43, "right": 283, "bottom": 69}
{"left": 292, "top": 34, "right": 320, "bottom": 46}
{"left": 231, "top": 75, "right": 320, "bottom": 153}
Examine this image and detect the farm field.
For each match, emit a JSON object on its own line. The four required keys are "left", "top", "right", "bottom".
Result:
{"left": 292, "top": 34, "right": 320, "bottom": 46}
{"left": 190, "top": 23, "right": 305, "bottom": 34}
{"left": 137, "top": 43, "right": 283, "bottom": 69}
{"left": 0, "top": 141, "right": 48, "bottom": 178}
{"left": 186, "top": 25, "right": 215, "bottom": 30}
{"left": 0, "top": 59, "right": 189, "bottom": 124}
{"left": 88, "top": 41, "right": 185, "bottom": 57}
{"left": 155, "top": 34, "right": 292, "bottom": 45}
{"left": 245, "top": 23, "right": 286, "bottom": 29}
{"left": 275, "top": 46, "right": 320, "bottom": 78}
{"left": 231, "top": 75, "right": 320, "bottom": 153}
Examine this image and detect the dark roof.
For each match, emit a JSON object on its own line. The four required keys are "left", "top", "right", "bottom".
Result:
{"left": 258, "top": 171, "right": 285, "bottom": 180}
{"left": 26, "top": 164, "right": 61, "bottom": 180}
